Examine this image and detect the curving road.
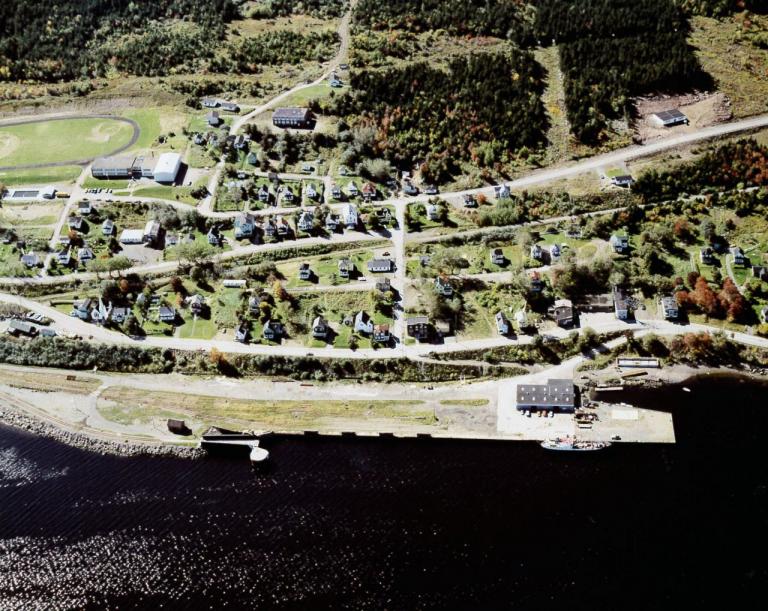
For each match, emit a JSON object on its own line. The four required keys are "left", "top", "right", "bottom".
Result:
{"left": 0, "top": 114, "right": 141, "bottom": 171}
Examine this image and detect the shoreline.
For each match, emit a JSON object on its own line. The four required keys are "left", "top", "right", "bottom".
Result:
{"left": 0, "top": 364, "right": 766, "bottom": 457}
{"left": 0, "top": 406, "right": 203, "bottom": 459}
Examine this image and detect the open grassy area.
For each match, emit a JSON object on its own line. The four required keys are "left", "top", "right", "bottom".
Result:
{"left": 690, "top": 13, "right": 768, "bottom": 119}
{"left": 0, "top": 118, "right": 134, "bottom": 166}
{"left": 0, "top": 367, "right": 101, "bottom": 394}
{"left": 99, "top": 386, "right": 437, "bottom": 430}
{"left": 0, "top": 165, "right": 82, "bottom": 186}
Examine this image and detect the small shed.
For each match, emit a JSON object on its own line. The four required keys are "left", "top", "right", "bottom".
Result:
{"left": 167, "top": 419, "right": 191, "bottom": 435}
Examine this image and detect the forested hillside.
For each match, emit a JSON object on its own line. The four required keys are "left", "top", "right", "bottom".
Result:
{"left": 353, "top": 0, "right": 534, "bottom": 45}
{"left": 534, "top": 0, "right": 711, "bottom": 143}
{"left": 331, "top": 51, "right": 547, "bottom": 181}
{"left": 675, "top": 0, "right": 768, "bottom": 16}
{"left": 250, "top": 0, "right": 348, "bottom": 18}
{"left": 0, "top": 0, "right": 237, "bottom": 81}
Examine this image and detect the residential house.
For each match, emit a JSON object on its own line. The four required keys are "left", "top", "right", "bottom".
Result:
{"left": 403, "top": 183, "right": 418, "bottom": 196}
{"left": 111, "top": 307, "right": 130, "bottom": 324}
{"left": 102, "top": 219, "right": 114, "bottom": 236}
{"left": 193, "top": 133, "right": 206, "bottom": 146}
{"left": 246, "top": 152, "right": 258, "bottom": 165}
{"left": 529, "top": 271, "right": 544, "bottom": 293}
{"left": 329, "top": 77, "right": 343, "bottom": 88}
{"left": 613, "top": 286, "right": 632, "bottom": 320}
{"left": 68, "top": 216, "right": 84, "bottom": 231}
{"left": 516, "top": 379, "right": 576, "bottom": 412}
{"left": 90, "top": 299, "right": 112, "bottom": 325}
{"left": 263, "top": 320, "right": 283, "bottom": 341}
{"left": 77, "top": 247, "right": 95, "bottom": 264}
{"left": 761, "top": 306, "right": 768, "bottom": 324}
{"left": 297, "top": 210, "right": 314, "bottom": 232}
{"left": 143, "top": 220, "right": 162, "bottom": 245}
{"left": 312, "top": 316, "right": 329, "bottom": 339}
{"left": 20, "top": 252, "right": 39, "bottom": 268}
{"left": 490, "top": 248, "right": 505, "bottom": 265}
{"left": 700, "top": 247, "right": 715, "bottom": 264}
{"left": 426, "top": 203, "right": 439, "bottom": 221}
{"left": 258, "top": 184, "right": 270, "bottom": 202}
{"left": 281, "top": 187, "right": 295, "bottom": 204}
{"left": 752, "top": 265, "right": 768, "bottom": 281}
{"left": 71, "top": 298, "right": 92, "bottom": 320}
{"left": 263, "top": 219, "right": 277, "bottom": 239}
{"left": 234, "top": 322, "right": 249, "bottom": 343}
{"left": 276, "top": 218, "right": 291, "bottom": 237}
{"left": 202, "top": 98, "right": 219, "bottom": 108}
{"left": 548, "top": 299, "right": 574, "bottom": 327}
{"left": 373, "top": 324, "right": 390, "bottom": 344}
{"left": 338, "top": 258, "right": 353, "bottom": 278}
{"left": 78, "top": 201, "right": 93, "bottom": 215}
{"left": 220, "top": 101, "right": 240, "bottom": 113}
{"left": 331, "top": 184, "right": 342, "bottom": 200}
{"left": 407, "top": 316, "right": 431, "bottom": 340}
{"left": 159, "top": 306, "right": 177, "bottom": 323}
{"left": 463, "top": 194, "right": 477, "bottom": 208}
{"left": 56, "top": 248, "right": 71, "bottom": 266}
{"left": 362, "top": 182, "right": 376, "bottom": 201}
{"left": 187, "top": 294, "right": 206, "bottom": 315}
{"left": 495, "top": 311, "right": 510, "bottom": 336}
{"left": 514, "top": 309, "right": 529, "bottom": 331}
{"left": 375, "top": 208, "right": 392, "bottom": 223}
{"left": 342, "top": 203, "right": 358, "bottom": 228}
{"left": 166, "top": 233, "right": 179, "bottom": 247}
{"left": 434, "top": 276, "right": 454, "bottom": 297}
{"left": 207, "top": 226, "right": 222, "bottom": 246}
{"left": 325, "top": 213, "right": 340, "bottom": 231}
{"left": 498, "top": 184, "right": 511, "bottom": 199}
{"left": 354, "top": 311, "right": 374, "bottom": 334}
{"left": 730, "top": 246, "right": 747, "bottom": 266}
{"left": 530, "top": 244, "right": 543, "bottom": 260}
{"left": 248, "top": 294, "right": 262, "bottom": 315}
{"left": 659, "top": 295, "right": 679, "bottom": 320}
{"left": 424, "top": 185, "right": 438, "bottom": 195}
{"left": 611, "top": 175, "right": 634, "bottom": 187}
{"left": 120, "top": 229, "right": 145, "bottom": 244}
{"left": 304, "top": 183, "right": 318, "bottom": 201}
{"left": 549, "top": 244, "right": 561, "bottom": 260}
{"left": 347, "top": 182, "right": 359, "bottom": 198}
{"left": 376, "top": 277, "right": 391, "bottom": 293}
{"left": 233, "top": 135, "right": 247, "bottom": 150}
{"left": 234, "top": 213, "right": 256, "bottom": 239}
{"left": 367, "top": 258, "right": 393, "bottom": 273}
{"left": 298, "top": 262, "right": 312, "bottom": 280}
{"left": 609, "top": 234, "right": 630, "bottom": 254}
{"left": 207, "top": 111, "right": 221, "bottom": 127}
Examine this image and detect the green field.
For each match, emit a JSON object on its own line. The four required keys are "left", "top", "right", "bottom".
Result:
{"left": 0, "top": 165, "right": 82, "bottom": 186}
{"left": 0, "top": 118, "right": 135, "bottom": 167}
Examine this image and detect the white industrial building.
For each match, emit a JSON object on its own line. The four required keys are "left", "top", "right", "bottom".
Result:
{"left": 152, "top": 153, "right": 182, "bottom": 183}
{"left": 119, "top": 229, "right": 145, "bottom": 244}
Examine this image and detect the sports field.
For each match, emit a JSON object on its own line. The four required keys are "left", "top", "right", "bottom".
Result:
{"left": 0, "top": 117, "right": 136, "bottom": 167}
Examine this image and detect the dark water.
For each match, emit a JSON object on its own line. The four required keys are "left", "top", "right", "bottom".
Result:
{"left": 1, "top": 376, "right": 767, "bottom": 610}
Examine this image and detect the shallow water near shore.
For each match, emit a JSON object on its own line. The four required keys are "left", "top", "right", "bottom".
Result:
{"left": 0, "top": 374, "right": 767, "bottom": 609}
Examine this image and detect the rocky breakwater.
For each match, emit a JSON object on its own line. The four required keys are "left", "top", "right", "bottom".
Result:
{"left": 0, "top": 407, "right": 203, "bottom": 459}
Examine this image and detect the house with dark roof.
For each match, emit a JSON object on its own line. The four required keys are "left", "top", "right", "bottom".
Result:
{"left": 298, "top": 262, "right": 312, "bottom": 281}
{"left": 102, "top": 219, "right": 114, "bottom": 236}
{"left": 234, "top": 322, "right": 249, "bottom": 343}
{"left": 516, "top": 379, "right": 576, "bottom": 412}
{"left": 68, "top": 216, "right": 84, "bottom": 231}
{"left": 367, "top": 259, "right": 393, "bottom": 273}
{"left": 159, "top": 306, "right": 177, "bottom": 323}
{"left": 234, "top": 213, "right": 256, "bottom": 239}
{"left": 611, "top": 175, "right": 634, "bottom": 188}
{"left": 407, "top": 316, "right": 431, "bottom": 341}
{"left": 373, "top": 324, "right": 390, "bottom": 344}
{"left": 338, "top": 258, "right": 353, "bottom": 278}
{"left": 263, "top": 320, "right": 283, "bottom": 341}
{"left": 207, "top": 111, "right": 221, "bottom": 127}
{"left": 272, "top": 107, "right": 313, "bottom": 129}
{"left": 434, "top": 276, "right": 454, "bottom": 297}
{"left": 312, "top": 316, "right": 329, "bottom": 339}
{"left": 529, "top": 271, "right": 544, "bottom": 293}
{"left": 77, "top": 247, "right": 95, "bottom": 264}
{"left": 7, "top": 320, "right": 37, "bottom": 337}
{"left": 700, "top": 247, "right": 716, "bottom": 264}
{"left": 297, "top": 210, "right": 314, "bottom": 232}
{"left": 609, "top": 234, "right": 629, "bottom": 254}
{"left": 530, "top": 244, "right": 543, "bottom": 260}
{"left": 651, "top": 109, "right": 689, "bottom": 128}
{"left": 752, "top": 265, "right": 768, "bottom": 281}
{"left": 376, "top": 277, "right": 391, "bottom": 293}
{"left": 326, "top": 213, "right": 340, "bottom": 231}
{"left": 490, "top": 248, "right": 505, "bottom": 265}
{"left": 730, "top": 246, "right": 748, "bottom": 266}
{"left": 548, "top": 299, "right": 574, "bottom": 327}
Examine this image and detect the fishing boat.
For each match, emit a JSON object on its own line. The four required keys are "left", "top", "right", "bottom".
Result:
{"left": 540, "top": 436, "right": 611, "bottom": 451}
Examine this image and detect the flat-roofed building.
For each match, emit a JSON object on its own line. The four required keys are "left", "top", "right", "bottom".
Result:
{"left": 153, "top": 153, "right": 182, "bottom": 183}
{"left": 516, "top": 379, "right": 576, "bottom": 412}
{"left": 651, "top": 109, "right": 689, "bottom": 128}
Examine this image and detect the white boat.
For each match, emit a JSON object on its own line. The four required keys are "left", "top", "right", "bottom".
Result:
{"left": 540, "top": 437, "right": 611, "bottom": 452}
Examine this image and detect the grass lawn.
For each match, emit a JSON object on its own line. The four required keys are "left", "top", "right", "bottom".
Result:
{"left": 133, "top": 185, "right": 199, "bottom": 205}
{"left": 99, "top": 386, "right": 436, "bottom": 431}
{"left": 81, "top": 176, "right": 130, "bottom": 189}
{"left": 0, "top": 118, "right": 134, "bottom": 166}
{"left": 0, "top": 165, "right": 82, "bottom": 186}
{"left": 177, "top": 315, "right": 218, "bottom": 339}
{"left": 121, "top": 107, "right": 191, "bottom": 153}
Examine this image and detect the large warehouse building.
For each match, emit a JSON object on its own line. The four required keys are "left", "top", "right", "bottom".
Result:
{"left": 91, "top": 152, "right": 182, "bottom": 183}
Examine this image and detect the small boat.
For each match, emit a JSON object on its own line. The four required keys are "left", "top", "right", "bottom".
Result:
{"left": 540, "top": 437, "right": 611, "bottom": 451}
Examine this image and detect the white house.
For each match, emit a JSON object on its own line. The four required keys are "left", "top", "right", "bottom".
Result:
{"left": 354, "top": 311, "right": 374, "bottom": 334}
{"left": 119, "top": 229, "right": 145, "bottom": 244}
{"left": 495, "top": 311, "right": 510, "bottom": 335}
{"left": 342, "top": 204, "right": 358, "bottom": 228}
{"left": 298, "top": 210, "right": 314, "bottom": 232}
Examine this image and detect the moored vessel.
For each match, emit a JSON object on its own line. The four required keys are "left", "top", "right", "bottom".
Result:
{"left": 540, "top": 437, "right": 611, "bottom": 451}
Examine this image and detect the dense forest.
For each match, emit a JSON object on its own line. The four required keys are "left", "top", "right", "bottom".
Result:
{"left": 353, "top": 0, "right": 534, "bottom": 46}
{"left": 0, "top": 0, "right": 236, "bottom": 81}
{"left": 632, "top": 139, "right": 768, "bottom": 202}
{"left": 249, "top": 0, "right": 348, "bottom": 19}
{"left": 331, "top": 51, "right": 546, "bottom": 181}
{"left": 534, "top": 0, "right": 711, "bottom": 142}
{"left": 675, "top": 0, "right": 768, "bottom": 15}
{"left": 220, "top": 30, "right": 339, "bottom": 73}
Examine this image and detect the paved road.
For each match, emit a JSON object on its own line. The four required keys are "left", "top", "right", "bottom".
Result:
{"left": 0, "top": 115, "right": 141, "bottom": 171}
